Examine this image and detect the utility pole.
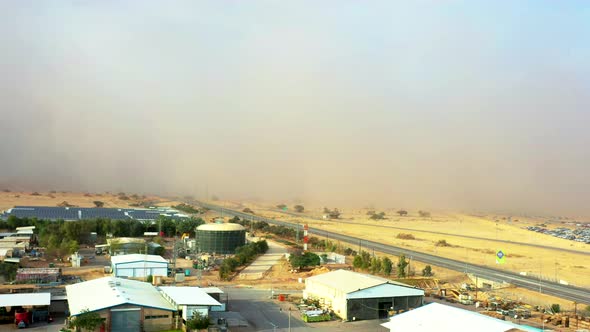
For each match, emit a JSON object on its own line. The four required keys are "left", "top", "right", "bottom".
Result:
{"left": 574, "top": 302, "right": 578, "bottom": 329}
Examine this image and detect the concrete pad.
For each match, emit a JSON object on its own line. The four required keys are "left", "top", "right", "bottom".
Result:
{"left": 238, "top": 240, "right": 288, "bottom": 280}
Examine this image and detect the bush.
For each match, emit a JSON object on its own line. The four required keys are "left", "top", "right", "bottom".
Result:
{"left": 435, "top": 239, "right": 450, "bottom": 247}
{"left": 186, "top": 312, "right": 210, "bottom": 330}
{"left": 146, "top": 275, "right": 153, "bottom": 283}
{"left": 422, "top": 265, "right": 434, "bottom": 277}
{"left": 218, "top": 240, "right": 268, "bottom": 280}
{"left": 0, "top": 263, "right": 18, "bottom": 281}
{"left": 289, "top": 251, "right": 320, "bottom": 270}
{"left": 302, "top": 313, "right": 331, "bottom": 323}
{"left": 551, "top": 303, "right": 561, "bottom": 313}
{"left": 418, "top": 210, "right": 431, "bottom": 218}
{"left": 396, "top": 233, "right": 415, "bottom": 240}
{"left": 369, "top": 212, "right": 386, "bottom": 220}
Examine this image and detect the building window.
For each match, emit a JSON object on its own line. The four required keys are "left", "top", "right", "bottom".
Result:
{"left": 145, "top": 315, "right": 169, "bottom": 319}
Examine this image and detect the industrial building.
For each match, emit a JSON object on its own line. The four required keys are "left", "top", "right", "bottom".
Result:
{"left": 16, "top": 268, "right": 61, "bottom": 284}
{"left": 303, "top": 269, "right": 424, "bottom": 321}
{"left": 0, "top": 293, "right": 51, "bottom": 327}
{"left": 111, "top": 254, "right": 168, "bottom": 278}
{"left": 158, "top": 286, "right": 221, "bottom": 322}
{"left": 66, "top": 277, "right": 176, "bottom": 332}
{"left": 196, "top": 223, "right": 246, "bottom": 254}
{"left": 107, "top": 237, "right": 147, "bottom": 255}
{"left": 381, "top": 302, "right": 540, "bottom": 332}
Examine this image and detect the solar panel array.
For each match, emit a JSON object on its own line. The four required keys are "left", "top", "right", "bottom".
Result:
{"left": 0, "top": 206, "right": 185, "bottom": 221}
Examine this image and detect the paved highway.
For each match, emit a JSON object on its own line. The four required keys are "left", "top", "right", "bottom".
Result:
{"left": 193, "top": 201, "right": 590, "bottom": 304}
{"left": 263, "top": 208, "right": 590, "bottom": 256}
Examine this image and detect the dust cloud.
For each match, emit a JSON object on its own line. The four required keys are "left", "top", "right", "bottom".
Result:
{"left": 1, "top": 2, "right": 589, "bottom": 217}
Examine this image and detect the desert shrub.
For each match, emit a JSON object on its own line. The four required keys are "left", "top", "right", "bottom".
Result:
{"left": 396, "top": 233, "right": 415, "bottom": 240}
{"left": 435, "top": 239, "right": 450, "bottom": 247}
{"left": 418, "top": 210, "right": 431, "bottom": 218}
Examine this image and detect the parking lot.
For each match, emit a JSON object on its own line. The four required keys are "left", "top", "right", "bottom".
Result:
{"left": 525, "top": 225, "right": 590, "bottom": 244}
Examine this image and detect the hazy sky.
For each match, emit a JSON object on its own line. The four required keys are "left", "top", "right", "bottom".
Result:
{"left": 1, "top": 1, "right": 589, "bottom": 216}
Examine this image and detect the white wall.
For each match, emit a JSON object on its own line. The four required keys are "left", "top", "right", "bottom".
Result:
{"left": 113, "top": 262, "right": 167, "bottom": 277}
{"left": 304, "top": 279, "right": 348, "bottom": 319}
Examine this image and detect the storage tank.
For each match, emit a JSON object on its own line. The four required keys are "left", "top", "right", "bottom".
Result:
{"left": 196, "top": 223, "right": 246, "bottom": 254}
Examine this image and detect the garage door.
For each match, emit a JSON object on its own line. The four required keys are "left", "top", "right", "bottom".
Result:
{"left": 111, "top": 308, "right": 140, "bottom": 332}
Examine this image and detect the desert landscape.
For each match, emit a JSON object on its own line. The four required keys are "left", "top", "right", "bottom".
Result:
{"left": 213, "top": 200, "right": 590, "bottom": 287}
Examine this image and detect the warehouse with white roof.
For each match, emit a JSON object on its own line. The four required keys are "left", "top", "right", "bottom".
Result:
{"left": 304, "top": 269, "right": 424, "bottom": 321}
{"left": 111, "top": 253, "right": 168, "bottom": 278}
{"left": 66, "top": 277, "right": 176, "bottom": 332}
{"left": 158, "top": 286, "right": 221, "bottom": 322}
{"left": 381, "top": 302, "right": 540, "bottom": 332}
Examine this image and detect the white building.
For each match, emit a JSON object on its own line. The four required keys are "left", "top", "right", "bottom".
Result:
{"left": 158, "top": 286, "right": 221, "bottom": 321}
{"left": 304, "top": 269, "right": 424, "bottom": 321}
{"left": 66, "top": 277, "right": 176, "bottom": 332}
{"left": 111, "top": 254, "right": 168, "bottom": 278}
{"left": 381, "top": 302, "right": 539, "bottom": 332}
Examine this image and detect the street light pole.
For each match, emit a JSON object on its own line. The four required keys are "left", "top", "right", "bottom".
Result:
{"left": 289, "top": 307, "right": 292, "bottom": 332}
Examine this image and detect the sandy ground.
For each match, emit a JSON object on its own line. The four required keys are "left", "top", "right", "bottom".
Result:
{"left": 0, "top": 191, "right": 166, "bottom": 211}
{"left": 218, "top": 202, "right": 590, "bottom": 289}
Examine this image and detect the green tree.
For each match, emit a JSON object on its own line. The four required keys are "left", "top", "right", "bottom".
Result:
{"left": 294, "top": 205, "right": 305, "bottom": 213}
{"left": 422, "top": 265, "right": 434, "bottom": 277}
{"left": 0, "top": 262, "right": 18, "bottom": 281}
{"left": 186, "top": 311, "right": 210, "bottom": 330}
{"left": 289, "top": 251, "right": 321, "bottom": 270}
{"left": 381, "top": 257, "right": 393, "bottom": 275}
{"left": 93, "top": 201, "right": 104, "bottom": 208}
{"left": 370, "top": 256, "right": 382, "bottom": 274}
{"left": 353, "top": 255, "right": 363, "bottom": 269}
{"left": 550, "top": 304, "right": 561, "bottom": 313}
{"left": 397, "top": 255, "right": 408, "bottom": 278}
{"left": 360, "top": 251, "right": 371, "bottom": 270}
{"left": 70, "top": 309, "right": 104, "bottom": 332}
{"left": 276, "top": 204, "right": 287, "bottom": 210}
{"left": 397, "top": 210, "right": 408, "bottom": 217}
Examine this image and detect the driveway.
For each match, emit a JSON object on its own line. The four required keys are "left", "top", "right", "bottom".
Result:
{"left": 238, "top": 240, "right": 288, "bottom": 280}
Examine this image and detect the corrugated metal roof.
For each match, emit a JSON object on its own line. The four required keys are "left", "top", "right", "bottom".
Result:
{"left": 347, "top": 283, "right": 424, "bottom": 299}
{"left": 381, "top": 303, "right": 540, "bottom": 332}
{"left": 66, "top": 277, "right": 176, "bottom": 316}
{"left": 158, "top": 287, "right": 221, "bottom": 306}
{"left": 197, "top": 223, "right": 246, "bottom": 231}
{"left": 0, "top": 293, "right": 51, "bottom": 307}
{"left": 111, "top": 254, "right": 167, "bottom": 265}
{"left": 201, "top": 287, "right": 224, "bottom": 294}
{"left": 306, "top": 269, "right": 410, "bottom": 294}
